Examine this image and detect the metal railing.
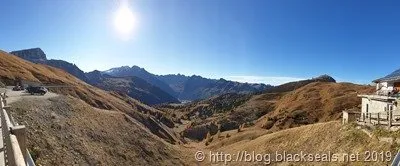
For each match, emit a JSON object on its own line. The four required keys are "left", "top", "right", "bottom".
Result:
{"left": 0, "top": 93, "right": 35, "bottom": 166}
{"left": 359, "top": 111, "right": 400, "bottom": 127}
{"left": 375, "top": 89, "right": 400, "bottom": 98}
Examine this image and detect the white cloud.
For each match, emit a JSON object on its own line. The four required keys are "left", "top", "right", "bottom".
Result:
{"left": 226, "top": 75, "right": 305, "bottom": 86}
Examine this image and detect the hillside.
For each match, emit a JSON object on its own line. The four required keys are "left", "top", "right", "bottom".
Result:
{"left": 206, "top": 121, "right": 395, "bottom": 165}
{"left": 158, "top": 78, "right": 374, "bottom": 141}
{"left": 264, "top": 74, "right": 336, "bottom": 93}
{"left": 257, "top": 82, "right": 375, "bottom": 131}
{"left": 86, "top": 70, "right": 179, "bottom": 105}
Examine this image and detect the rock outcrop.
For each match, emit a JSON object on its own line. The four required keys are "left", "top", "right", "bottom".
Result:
{"left": 10, "top": 48, "right": 47, "bottom": 62}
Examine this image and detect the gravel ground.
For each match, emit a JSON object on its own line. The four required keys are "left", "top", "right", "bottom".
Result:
{"left": 8, "top": 95, "right": 185, "bottom": 166}
{"left": 3, "top": 86, "right": 58, "bottom": 104}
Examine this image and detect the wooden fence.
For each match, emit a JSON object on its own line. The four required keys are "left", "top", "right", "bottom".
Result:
{"left": 358, "top": 111, "right": 400, "bottom": 127}
{"left": 0, "top": 93, "right": 35, "bottom": 166}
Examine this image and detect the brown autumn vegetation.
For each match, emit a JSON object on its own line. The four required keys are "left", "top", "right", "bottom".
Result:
{"left": 159, "top": 79, "right": 374, "bottom": 141}
{"left": 1, "top": 49, "right": 382, "bottom": 166}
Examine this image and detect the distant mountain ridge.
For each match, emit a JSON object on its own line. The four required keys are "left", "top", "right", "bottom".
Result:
{"left": 10, "top": 48, "right": 89, "bottom": 82}
{"left": 9, "top": 48, "right": 179, "bottom": 105}
{"left": 175, "top": 75, "right": 271, "bottom": 100}
{"left": 10, "top": 48, "right": 272, "bottom": 101}
{"left": 106, "top": 66, "right": 271, "bottom": 100}
{"left": 157, "top": 74, "right": 189, "bottom": 93}
{"left": 86, "top": 70, "right": 179, "bottom": 105}
{"left": 104, "top": 66, "right": 178, "bottom": 97}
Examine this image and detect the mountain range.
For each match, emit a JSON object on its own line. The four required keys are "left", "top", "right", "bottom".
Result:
{"left": 158, "top": 74, "right": 271, "bottom": 100}
{"left": 2, "top": 47, "right": 392, "bottom": 165}
{"left": 86, "top": 70, "right": 179, "bottom": 105}
{"left": 10, "top": 48, "right": 271, "bottom": 104}
{"left": 105, "top": 66, "right": 271, "bottom": 100}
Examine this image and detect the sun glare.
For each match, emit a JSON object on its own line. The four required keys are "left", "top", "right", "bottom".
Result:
{"left": 114, "top": 4, "right": 137, "bottom": 39}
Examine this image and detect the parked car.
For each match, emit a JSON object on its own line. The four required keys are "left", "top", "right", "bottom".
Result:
{"left": 26, "top": 86, "right": 48, "bottom": 95}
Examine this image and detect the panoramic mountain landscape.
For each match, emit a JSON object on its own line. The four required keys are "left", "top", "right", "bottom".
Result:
{"left": 1, "top": 48, "right": 392, "bottom": 165}
{"left": 10, "top": 48, "right": 271, "bottom": 105}
{"left": 2, "top": 47, "right": 400, "bottom": 165}
{"left": 2, "top": 1, "right": 400, "bottom": 165}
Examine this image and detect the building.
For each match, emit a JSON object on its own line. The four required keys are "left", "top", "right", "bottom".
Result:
{"left": 358, "top": 74, "right": 400, "bottom": 124}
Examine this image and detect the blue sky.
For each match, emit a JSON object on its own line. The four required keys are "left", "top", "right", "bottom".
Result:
{"left": 1, "top": 0, "right": 400, "bottom": 85}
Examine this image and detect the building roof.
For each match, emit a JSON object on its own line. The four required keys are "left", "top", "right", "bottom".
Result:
{"left": 373, "top": 69, "right": 400, "bottom": 83}
{"left": 373, "top": 75, "right": 400, "bottom": 83}
{"left": 358, "top": 94, "right": 397, "bottom": 101}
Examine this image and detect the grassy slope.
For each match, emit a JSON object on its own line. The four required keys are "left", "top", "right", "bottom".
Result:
{"left": 170, "top": 81, "right": 374, "bottom": 141}
{"left": 256, "top": 82, "right": 375, "bottom": 131}
{"left": 206, "top": 121, "right": 397, "bottom": 166}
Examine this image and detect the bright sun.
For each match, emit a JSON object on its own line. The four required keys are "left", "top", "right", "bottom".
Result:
{"left": 114, "top": 5, "right": 137, "bottom": 38}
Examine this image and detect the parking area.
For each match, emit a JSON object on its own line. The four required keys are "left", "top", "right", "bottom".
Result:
{"left": 1, "top": 86, "right": 59, "bottom": 104}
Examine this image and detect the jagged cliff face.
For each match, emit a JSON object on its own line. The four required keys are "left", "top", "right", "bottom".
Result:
{"left": 10, "top": 48, "right": 47, "bottom": 62}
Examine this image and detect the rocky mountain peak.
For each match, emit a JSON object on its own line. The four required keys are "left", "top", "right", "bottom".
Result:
{"left": 312, "top": 74, "right": 336, "bottom": 83}
{"left": 10, "top": 47, "right": 47, "bottom": 62}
